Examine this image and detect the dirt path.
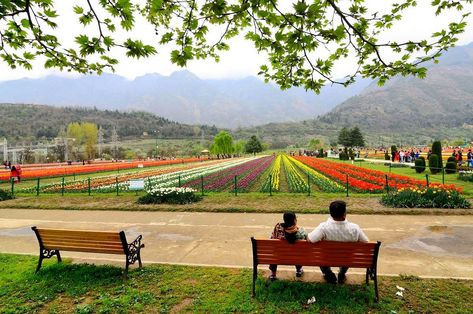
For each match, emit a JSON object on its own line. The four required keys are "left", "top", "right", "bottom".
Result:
{"left": 1, "top": 209, "right": 472, "bottom": 279}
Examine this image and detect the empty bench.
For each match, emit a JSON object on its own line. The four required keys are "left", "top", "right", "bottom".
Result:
{"left": 251, "top": 238, "right": 381, "bottom": 301}
{"left": 32, "top": 227, "right": 144, "bottom": 277}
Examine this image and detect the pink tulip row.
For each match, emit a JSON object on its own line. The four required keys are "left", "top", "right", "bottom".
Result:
{"left": 237, "top": 156, "right": 275, "bottom": 190}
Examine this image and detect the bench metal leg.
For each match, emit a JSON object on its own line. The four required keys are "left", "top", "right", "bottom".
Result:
{"left": 373, "top": 269, "right": 379, "bottom": 303}
{"left": 35, "top": 249, "right": 61, "bottom": 273}
{"left": 365, "top": 268, "right": 369, "bottom": 286}
{"left": 252, "top": 264, "right": 257, "bottom": 298}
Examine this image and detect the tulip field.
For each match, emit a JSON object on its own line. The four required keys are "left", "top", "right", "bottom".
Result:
{"left": 1, "top": 154, "right": 462, "bottom": 195}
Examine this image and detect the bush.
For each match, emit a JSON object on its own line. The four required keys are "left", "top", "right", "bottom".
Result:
{"left": 0, "top": 189, "right": 13, "bottom": 201}
{"left": 339, "top": 151, "right": 349, "bottom": 160}
{"left": 447, "top": 156, "right": 456, "bottom": 163}
{"left": 429, "top": 154, "right": 440, "bottom": 174}
{"left": 432, "top": 141, "right": 443, "bottom": 169}
{"left": 318, "top": 148, "right": 324, "bottom": 158}
{"left": 384, "top": 152, "right": 390, "bottom": 160}
{"left": 137, "top": 187, "right": 202, "bottom": 204}
{"left": 414, "top": 157, "right": 426, "bottom": 173}
{"left": 458, "top": 170, "right": 473, "bottom": 182}
{"left": 445, "top": 161, "right": 457, "bottom": 174}
{"left": 381, "top": 187, "right": 470, "bottom": 209}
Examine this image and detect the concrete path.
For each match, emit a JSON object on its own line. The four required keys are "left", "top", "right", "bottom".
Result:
{"left": 0, "top": 209, "right": 472, "bottom": 279}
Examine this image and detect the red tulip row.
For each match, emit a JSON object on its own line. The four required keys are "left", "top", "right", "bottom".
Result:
{"left": 294, "top": 157, "right": 458, "bottom": 193}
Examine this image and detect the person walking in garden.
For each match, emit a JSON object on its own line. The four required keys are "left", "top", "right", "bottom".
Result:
{"left": 307, "top": 201, "right": 369, "bottom": 284}
{"left": 268, "top": 212, "right": 307, "bottom": 281}
{"left": 10, "top": 165, "right": 21, "bottom": 183}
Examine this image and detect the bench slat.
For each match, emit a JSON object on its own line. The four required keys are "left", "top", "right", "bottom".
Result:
{"left": 43, "top": 241, "right": 124, "bottom": 250}
{"left": 38, "top": 230, "right": 121, "bottom": 241}
{"left": 40, "top": 235, "right": 122, "bottom": 245}
{"left": 43, "top": 244, "right": 125, "bottom": 254}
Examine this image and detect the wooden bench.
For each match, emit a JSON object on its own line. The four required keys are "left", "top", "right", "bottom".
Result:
{"left": 32, "top": 227, "right": 145, "bottom": 277}
{"left": 251, "top": 238, "right": 381, "bottom": 301}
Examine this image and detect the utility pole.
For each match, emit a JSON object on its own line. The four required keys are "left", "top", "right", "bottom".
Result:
{"left": 2, "top": 138, "right": 7, "bottom": 162}
{"left": 111, "top": 126, "right": 119, "bottom": 159}
{"left": 98, "top": 126, "right": 104, "bottom": 157}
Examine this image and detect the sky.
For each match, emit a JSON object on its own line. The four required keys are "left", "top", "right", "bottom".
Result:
{"left": 1, "top": 1, "right": 473, "bottom": 82}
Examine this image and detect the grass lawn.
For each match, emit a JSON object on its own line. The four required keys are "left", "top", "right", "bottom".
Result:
{"left": 0, "top": 254, "right": 471, "bottom": 313}
{"left": 1, "top": 193, "right": 472, "bottom": 215}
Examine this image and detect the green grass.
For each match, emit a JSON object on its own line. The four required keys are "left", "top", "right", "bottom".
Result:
{"left": 1, "top": 193, "right": 471, "bottom": 215}
{"left": 0, "top": 254, "right": 472, "bottom": 313}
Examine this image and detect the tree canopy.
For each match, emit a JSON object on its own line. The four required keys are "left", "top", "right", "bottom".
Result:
{"left": 245, "top": 135, "right": 263, "bottom": 155}
{"left": 337, "top": 126, "right": 364, "bottom": 147}
{"left": 1, "top": 1, "right": 471, "bottom": 92}
{"left": 210, "top": 131, "right": 234, "bottom": 156}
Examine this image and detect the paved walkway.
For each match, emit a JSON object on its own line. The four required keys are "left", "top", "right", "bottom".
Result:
{"left": 0, "top": 209, "right": 472, "bottom": 279}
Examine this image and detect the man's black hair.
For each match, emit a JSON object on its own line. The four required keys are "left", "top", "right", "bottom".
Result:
{"left": 329, "top": 201, "right": 346, "bottom": 219}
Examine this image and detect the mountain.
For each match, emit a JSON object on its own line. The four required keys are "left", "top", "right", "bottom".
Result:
{"left": 0, "top": 104, "right": 218, "bottom": 142}
{"left": 0, "top": 71, "right": 371, "bottom": 128}
{"left": 237, "top": 43, "right": 473, "bottom": 147}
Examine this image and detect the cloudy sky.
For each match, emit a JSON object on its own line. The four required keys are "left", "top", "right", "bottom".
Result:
{"left": 1, "top": 1, "right": 473, "bottom": 82}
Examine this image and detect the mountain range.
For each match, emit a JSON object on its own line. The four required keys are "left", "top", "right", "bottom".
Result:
{"left": 0, "top": 70, "right": 370, "bottom": 128}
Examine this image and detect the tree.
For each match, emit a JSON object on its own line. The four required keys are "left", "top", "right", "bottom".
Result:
{"left": 350, "top": 127, "right": 365, "bottom": 147}
{"left": 245, "top": 135, "right": 263, "bottom": 155}
{"left": 82, "top": 122, "right": 98, "bottom": 160}
{"left": 337, "top": 127, "right": 352, "bottom": 147}
{"left": 234, "top": 140, "right": 246, "bottom": 156}
{"left": 308, "top": 138, "right": 323, "bottom": 151}
{"left": 1, "top": 1, "right": 470, "bottom": 92}
{"left": 210, "top": 131, "right": 234, "bottom": 157}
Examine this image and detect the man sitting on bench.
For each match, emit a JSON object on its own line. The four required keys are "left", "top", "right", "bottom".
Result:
{"left": 307, "top": 200, "right": 369, "bottom": 284}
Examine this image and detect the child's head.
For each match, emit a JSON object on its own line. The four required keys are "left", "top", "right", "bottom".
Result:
{"left": 329, "top": 201, "right": 347, "bottom": 220}
{"left": 282, "top": 212, "right": 297, "bottom": 227}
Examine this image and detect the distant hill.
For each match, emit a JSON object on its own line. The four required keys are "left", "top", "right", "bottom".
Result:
{"left": 237, "top": 43, "right": 473, "bottom": 147}
{"left": 0, "top": 71, "right": 371, "bottom": 128}
{"left": 0, "top": 104, "right": 218, "bottom": 142}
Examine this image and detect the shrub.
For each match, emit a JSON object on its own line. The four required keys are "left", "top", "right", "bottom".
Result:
{"left": 445, "top": 161, "right": 457, "bottom": 174}
{"left": 447, "top": 156, "right": 456, "bottom": 163}
{"left": 0, "top": 189, "right": 13, "bottom": 201}
{"left": 318, "top": 148, "right": 324, "bottom": 158}
{"left": 348, "top": 148, "right": 355, "bottom": 160}
{"left": 137, "top": 187, "right": 202, "bottom": 204}
{"left": 431, "top": 141, "right": 443, "bottom": 169}
{"left": 384, "top": 152, "right": 390, "bottom": 160}
{"left": 414, "top": 157, "right": 426, "bottom": 173}
{"left": 381, "top": 187, "right": 470, "bottom": 209}
{"left": 390, "top": 145, "right": 397, "bottom": 162}
{"left": 429, "top": 154, "right": 440, "bottom": 174}
{"left": 458, "top": 170, "right": 473, "bottom": 182}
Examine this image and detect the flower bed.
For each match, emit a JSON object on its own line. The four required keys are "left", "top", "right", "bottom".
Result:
{"left": 282, "top": 155, "right": 308, "bottom": 193}
{"left": 381, "top": 187, "right": 470, "bottom": 208}
{"left": 295, "top": 157, "right": 459, "bottom": 193}
{"left": 260, "top": 155, "right": 281, "bottom": 192}
{"left": 137, "top": 187, "right": 202, "bottom": 204}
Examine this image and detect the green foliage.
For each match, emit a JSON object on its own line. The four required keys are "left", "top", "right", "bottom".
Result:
{"left": 414, "top": 157, "right": 426, "bottom": 173}
{"left": 447, "top": 156, "right": 456, "bottom": 162}
{"left": 445, "top": 161, "right": 457, "bottom": 174}
{"left": 0, "top": 189, "right": 14, "bottom": 201}
{"left": 210, "top": 131, "right": 234, "bottom": 156}
{"left": 318, "top": 148, "right": 324, "bottom": 158}
{"left": 245, "top": 135, "right": 263, "bottom": 155}
{"left": 384, "top": 152, "right": 390, "bottom": 160}
{"left": 137, "top": 187, "right": 202, "bottom": 204}
{"left": 339, "top": 151, "right": 349, "bottom": 160}
{"left": 381, "top": 187, "right": 470, "bottom": 209}
{"left": 337, "top": 126, "right": 365, "bottom": 147}
{"left": 429, "top": 154, "right": 440, "bottom": 174}
{"left": 2, "top": 1, "right": 470, "bottom": 92}
{"left": 458, "top": 171, "right": 473, "bottom": 182}
{"left": 431, "top": 141, "right": 443, "bottom": 169}
{"left": 0, "top": 104, "right": 218, "bottom": 142}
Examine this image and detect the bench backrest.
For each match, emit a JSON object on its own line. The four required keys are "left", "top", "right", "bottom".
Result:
{"left": 32, "top": 227, "right": 128, "bottom": 255}
{"left": 251, "top": 238, "right": 381, "bottom": 268}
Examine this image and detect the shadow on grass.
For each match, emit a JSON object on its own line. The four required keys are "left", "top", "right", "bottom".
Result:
{"left": 254, "top": 277, "right": 378, "bottom": 313}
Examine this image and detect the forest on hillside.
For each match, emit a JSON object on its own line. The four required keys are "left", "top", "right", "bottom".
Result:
{"left": 0, "top": 104, "right": 219, "bottom": 143}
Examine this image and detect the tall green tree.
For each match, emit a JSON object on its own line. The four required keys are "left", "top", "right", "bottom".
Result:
{"left": 210, "top": 131, "right": 234, "bottom": 157}
{"left": 245, "top": 136, "right": 263, "bottom": 156}
{"left": 234, "top": 140, "right": 246, "bottom": 156}
{"left": 337, "top": 127, "right": 352, "bottom": 147}
{"left": 0, "top": 1, "right": 470, "bottom": 92}
{"left": 82, "top": 122, "right": 98, "bottom": 160}
{"left": 350, "top": 127, "right": 365, "bottom": 147}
